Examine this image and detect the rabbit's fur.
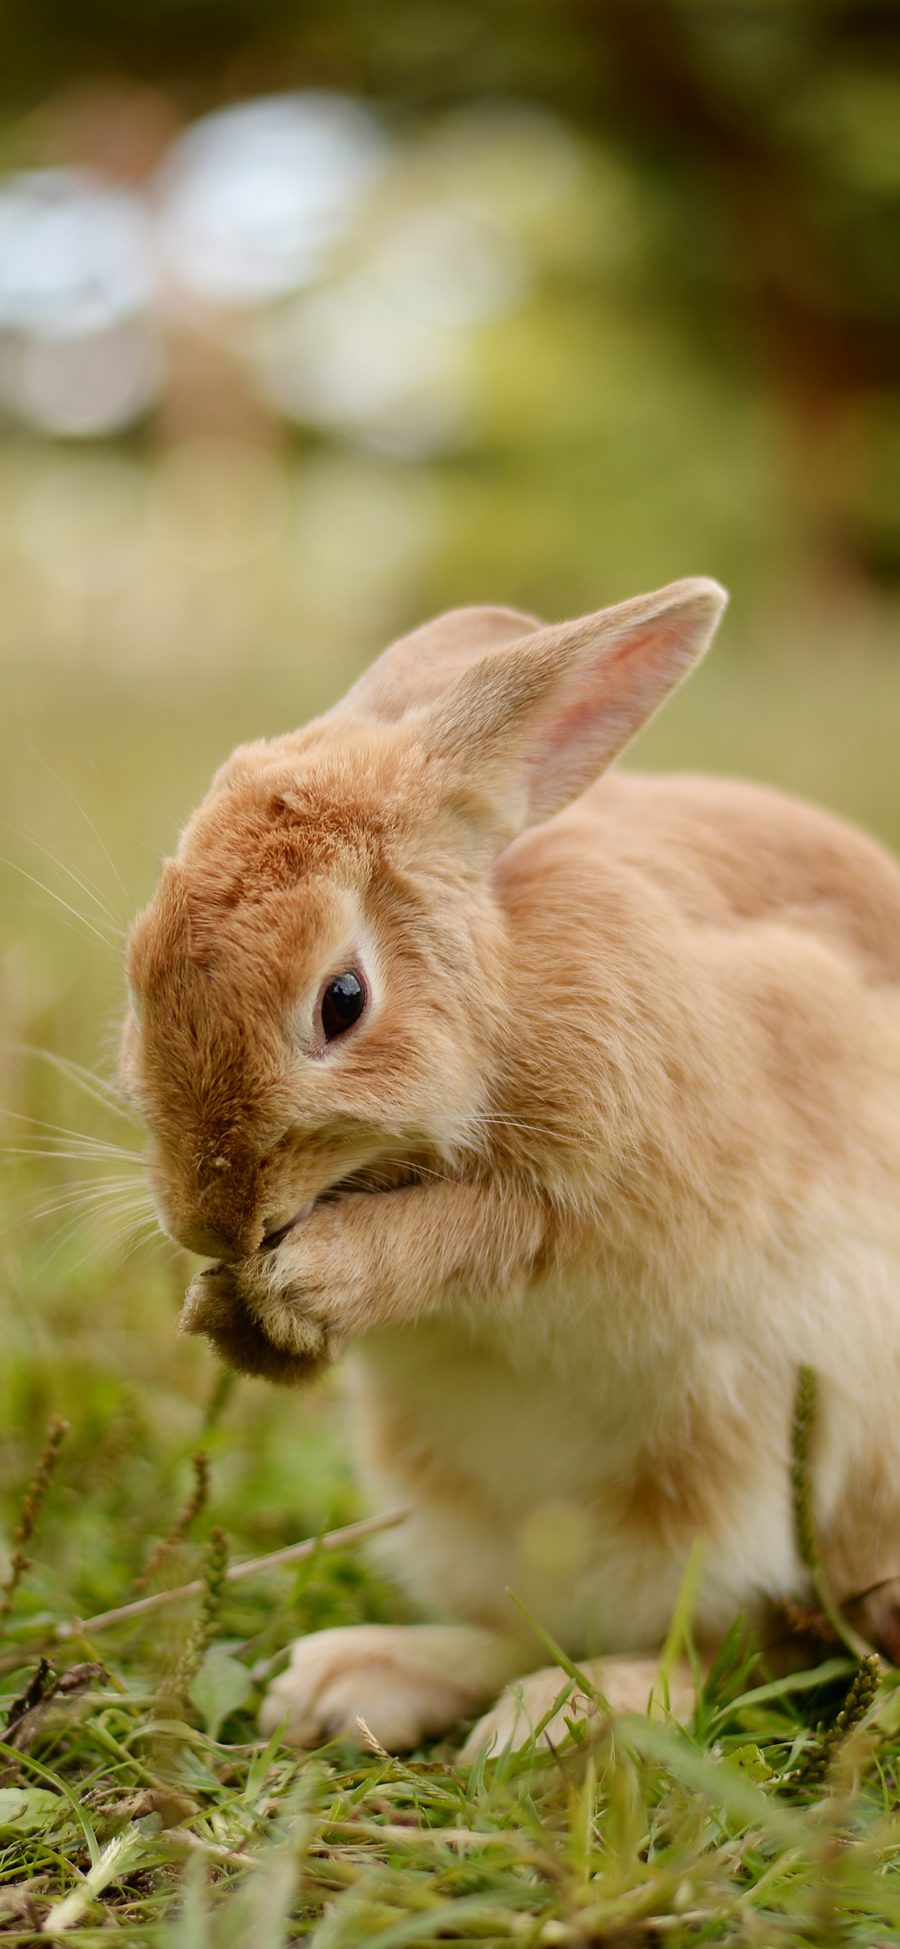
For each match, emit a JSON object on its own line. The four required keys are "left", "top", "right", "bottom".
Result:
{"left": 124, "top": 579, "right": 900, "bottom": 1751}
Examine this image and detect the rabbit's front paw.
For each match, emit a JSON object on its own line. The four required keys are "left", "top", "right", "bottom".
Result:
{"left": 179, "top": 1260, "right": 337, "bottom": 1383}
{"left": 458, "top": 1663, "right": 600, "bottom": 1760}
{"left": 253, "top": 1194, "right": 384, "bottom": 1336}
{"left": 459, "top": 1656, "right": 695, "bottom": 1760}
{"left": 186, "top": 1199, "right": 366, "bottom": 1364}
{"left": 260, "top": 1625, "right": 497, "bottom": 1752}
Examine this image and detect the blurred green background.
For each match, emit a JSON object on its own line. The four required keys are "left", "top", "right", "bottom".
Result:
{"left": 1, "top": 0, "right": 899, "bottom": 1599}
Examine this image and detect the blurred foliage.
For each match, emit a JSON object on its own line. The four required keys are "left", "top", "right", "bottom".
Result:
{"left": 1, "top": 6, "right": 899, "bottom": 1115}
{"left": 0, "top": 0, "right": 897, "bottom": 584}
{"left": 2, "top": 1, "right": 898, "bottom": 1286}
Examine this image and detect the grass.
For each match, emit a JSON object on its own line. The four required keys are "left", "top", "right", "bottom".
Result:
{"left": 1, "top": 1421, "right": 900, "bottom": 1949}
{"left": 3, "top": 438, "right": 900, "bottom": 1941}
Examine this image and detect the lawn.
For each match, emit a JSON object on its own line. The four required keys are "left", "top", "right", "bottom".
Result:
{"left": 3, "top": 443, "right": 900, "bottom": 1944}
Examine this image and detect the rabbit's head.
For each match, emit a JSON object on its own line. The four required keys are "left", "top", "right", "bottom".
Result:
{"left": 123, "top": 580, "right": 726, "bottom": 1265}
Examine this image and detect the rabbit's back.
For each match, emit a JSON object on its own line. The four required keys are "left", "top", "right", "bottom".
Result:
{"left": 550, "top": 770, "right": 900, "bottom": 982}
{"left": 492, "top": 766, "right": 900, "bottom": 1317}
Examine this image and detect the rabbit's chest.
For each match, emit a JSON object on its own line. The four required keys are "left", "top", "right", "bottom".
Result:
{"left": 346, "top": 1313, "right": 795, "bottom": 1648}
{"left": 352, "top": 1320, "right": 756, "bottom": 1516}
{"left": 353, "top": 1326, "right": 631, "bottom": 1508}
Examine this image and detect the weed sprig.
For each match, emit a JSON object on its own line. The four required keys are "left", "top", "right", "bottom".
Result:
{"left": 0, "top": 1416, "right": 68, "bottom": 1633}
{"left": 790, "top": 1366, "right": 875, "bottom": 1662}
{"left": 797, "top": 1654, "right": 881, "bottom": 1786}
{"left": 134, "top": 1450, "right": 210, "bottom": 1594}
{"left": 167, "top": 1525, "right": 229, "bottom": 1703}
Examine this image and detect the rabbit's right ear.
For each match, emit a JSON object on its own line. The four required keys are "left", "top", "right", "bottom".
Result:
{"left": 339, "top": 606, "right": 541, "bottom": 721}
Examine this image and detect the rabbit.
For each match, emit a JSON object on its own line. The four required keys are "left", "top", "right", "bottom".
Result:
{"left": 122, "top": 577, "right": 900, "bottom": 1755}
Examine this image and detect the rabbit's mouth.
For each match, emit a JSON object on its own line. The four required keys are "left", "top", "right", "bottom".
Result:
{"left": 261, "top": 1161, "right": 427, "bottom": 1252}
{"left": 260, "top": 1201, "right": 315, "bottom": 1251}
{"left": 181, "top": 1157, "right": 433, "bottom": 1381}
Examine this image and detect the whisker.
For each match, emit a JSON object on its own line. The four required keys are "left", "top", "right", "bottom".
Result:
{"left": 4, "top": 893, "right": 124, "bottom": 957}
{"left": 385, "top": 1159, "right": 451, "bottom": 1185}
{"left": 22, "top": 1181, "right": 152, "bottom": 1220}
{"left": 333, "top": 1157, "right": 455, "bottom": 1195}
{"left": 101, "top": 1210, "right": 161, "bottom": 1247}
{"left": 1, "top": 1141, "right": 142, "bottom": 1164}
{"left": 144, "top": 1218, "right": 176, "bottom": 1252}
{"left": 14, "top": 1204, "right": 153, "bottom": 1249}
{"left": 0, "top": 857, "right": 122, "bottom": 951}
{"left": 16, "top": 1048, "right": 139, "bottom": 1127}
{"left": 0, "top": 1108, "right": 141, "bottom": 1154}
{"left": 470, "top": 1114, "right": 549, "bottom": 1137}
{"left": 25, "top": 743, "right": 132, "bottom": 913}
{"left": 141, "top": 1233, "right": 176, "bottom": 1269}
{"left": 122, "top": 1212, "right": 166, "bottom": 1245}
{"left": 34, "top": 1197, "right": 159, "bottom": 1273}
{"left": 19, "top": 1169, "right": 147, "bottom": 1201}
{"left": 1, "top": 822, "right": 124, "bottom": 933}
{"left": 472, "top": 1112, "right": 593, "bottom": 1145}
{"left": 20, "top": 1183, "right": 154, "bottom": 1227}
{"left": 58, "top": 1200, "right": 163, "bottom": 1278}
{"left": 32, "top": 1210, "right": 104, "bottom": 1272}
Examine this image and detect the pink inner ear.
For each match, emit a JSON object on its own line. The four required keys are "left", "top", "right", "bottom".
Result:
{"left": 525, "top": 616, "right": 700, "bottom": 819}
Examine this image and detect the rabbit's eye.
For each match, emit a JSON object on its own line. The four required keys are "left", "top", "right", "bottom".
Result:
{"left": 321, "top": 971, "right": 367, "bottom": 1041}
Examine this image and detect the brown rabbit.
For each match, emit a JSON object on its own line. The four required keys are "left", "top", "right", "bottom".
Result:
{"left": 123, "top": 580, "right": 900, "bottom": 1753}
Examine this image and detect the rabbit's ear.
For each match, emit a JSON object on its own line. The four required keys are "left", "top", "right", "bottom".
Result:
{"left": 340, "top": 606, "right": 541, "bottom": 721}
{"left": 430, "top": 578, "right": 727, "bottom": 837}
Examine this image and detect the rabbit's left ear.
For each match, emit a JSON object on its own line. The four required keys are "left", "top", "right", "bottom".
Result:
{"left": 339, "top": 605, "right": 541, "bottom": 721}
{"left": 427, "top": 578, "right": 727, "bottom": 837}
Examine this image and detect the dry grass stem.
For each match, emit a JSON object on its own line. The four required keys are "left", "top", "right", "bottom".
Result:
{"left": 52, "top": 1508, "right": 407, "bottom": 1643}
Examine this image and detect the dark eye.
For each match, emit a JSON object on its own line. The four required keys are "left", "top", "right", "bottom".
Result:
{"left": 320, "top": 970, "right": 367, "bottom": 1041}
